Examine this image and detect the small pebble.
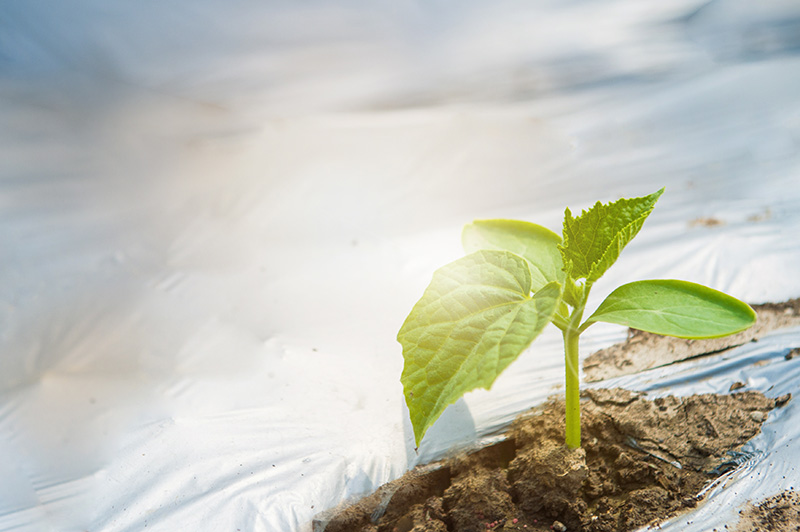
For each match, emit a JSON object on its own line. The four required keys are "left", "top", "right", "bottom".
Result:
{"left": 750, "top": 411, "right": 765, "bottom": 423}
{"left": 552, "top": 521, "right": 567, "bottom": 532}
{"left": 729, "top": 381, "right": 745, "bottom": 392}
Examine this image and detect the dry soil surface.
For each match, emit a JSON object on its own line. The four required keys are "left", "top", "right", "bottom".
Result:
{"left": 733, "top": 489, "right": 800, "bottom": 532}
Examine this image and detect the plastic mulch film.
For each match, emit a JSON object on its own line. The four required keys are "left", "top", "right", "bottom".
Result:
{"left": 1, "top": 1, "right": 799, "bottom": 531}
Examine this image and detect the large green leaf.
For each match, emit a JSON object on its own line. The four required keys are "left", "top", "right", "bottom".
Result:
{"left": 462, "top": 219, "right": 565, "bottom": 291}
{"left": 560, "top": 188, "right": 664, "bottom": 283}
{"left": 585, "top": 279, "right": 757, "bottom": 339}
{"left": 398, "top": 250, "right": 561, "bottom": 447}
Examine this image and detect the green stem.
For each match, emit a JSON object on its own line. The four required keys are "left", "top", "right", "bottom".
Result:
{"left": 563, "top": 328, "right": 581, "bottom": 449}
{"left": 551, "top": 312, "right": 570, "bottom": 331}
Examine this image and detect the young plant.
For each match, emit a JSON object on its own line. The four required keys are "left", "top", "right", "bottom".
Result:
{"left": 398, "top": 188, "right": 756, "bottom": 449}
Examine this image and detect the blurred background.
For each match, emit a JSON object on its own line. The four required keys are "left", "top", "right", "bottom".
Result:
{"left": 1, "top": 1, "right": 799, "bottom": 531}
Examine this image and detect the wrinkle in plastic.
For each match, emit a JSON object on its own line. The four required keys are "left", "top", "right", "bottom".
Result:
{"left": 1, "top": 1, "right": 800, "bottom": 531}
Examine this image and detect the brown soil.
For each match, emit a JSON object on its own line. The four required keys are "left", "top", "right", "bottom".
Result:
{"left": 689, "top": 217, "right": 725, "bottom": 227}
{"left": 733, "top": 489, "right": 800, "bottom": 532}
{"left": 583, "top": 298, "right": 800, "bottom": 382}
{"left": 317, "top": 388, "right": 789, "bottom": 532}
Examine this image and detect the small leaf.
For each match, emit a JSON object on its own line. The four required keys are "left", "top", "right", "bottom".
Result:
{"left": 462, "top": 219, "right": 565, "bottom": 291}
{"left": 398, "top": 250, "right": 561, "bottom": 446}
{"left": 561, "top": 188, "right": 664, "bottom": 283}
{"left": 585, "top": 279, "right": 757, "bottom": 339}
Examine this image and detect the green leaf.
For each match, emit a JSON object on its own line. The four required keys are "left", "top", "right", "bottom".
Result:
{"left": 560, "top": 188, "right": 664, "bottom": 283}
{"left": 398, "top": 250, "right": 561, "bottom": 447}
{"left": 462, "top": 219, "right": 565, "bottom": 292}
{"left": 584, "top": 279, "right": 757, "bottom": 339}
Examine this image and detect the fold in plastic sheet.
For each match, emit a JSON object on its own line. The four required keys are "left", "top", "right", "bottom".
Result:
{"left": 0, "top": 0, "right": 799, "bottom": 531}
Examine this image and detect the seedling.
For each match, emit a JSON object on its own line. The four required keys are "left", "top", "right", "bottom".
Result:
{"left": 398, "top": 189, "right": 756, "bottom": 449}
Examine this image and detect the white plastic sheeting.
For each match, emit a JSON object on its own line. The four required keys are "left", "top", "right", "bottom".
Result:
{"left": 0, "top": 1, "right": 799, "bottom": 531}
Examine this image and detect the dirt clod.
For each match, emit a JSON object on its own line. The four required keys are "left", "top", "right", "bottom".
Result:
{"left": 320, "top": 389, "right": 779, "bottom": 532}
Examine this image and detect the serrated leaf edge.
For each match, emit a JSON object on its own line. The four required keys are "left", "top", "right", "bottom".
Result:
{"left": 586, "top": 207, "right": 654, "bottom": 282}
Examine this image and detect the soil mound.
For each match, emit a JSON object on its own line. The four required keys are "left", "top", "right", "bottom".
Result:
{"left": 319, "top": 388, "right": 787, "bottom": 532}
